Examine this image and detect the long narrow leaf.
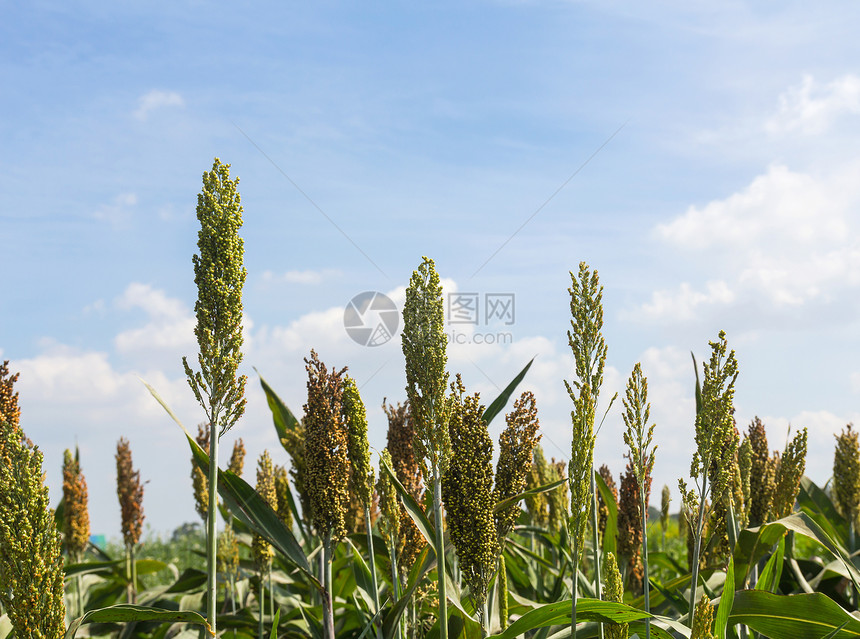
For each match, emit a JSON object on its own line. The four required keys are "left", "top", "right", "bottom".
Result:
{"left": 494, "top": 478, "right": 566, "bottom": 514}
{"left": 728, "top": 590, "right": 860, "bottom": 639}
{"left": 481, "top": 357, "right": 535, "bottom": 426}
{"left": 379, "top": 453, "right": 436, "bottom": 549}
{"left": 595, "top": 469, "right": 618, "bottom": 557}
{"left": 65, "top": 605, "right": 211, "bottom": 639}
{"left": 715, "top": 556, "right": 735, "bottom": 639}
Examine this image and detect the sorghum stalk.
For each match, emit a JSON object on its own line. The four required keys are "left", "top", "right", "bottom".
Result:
{"left": 182, "top": 158, "right": 247, "bottom": 636}
{"left": 0, "top": 419, "right": 66, "bottom": 639}
{"left": 116, "top": 438, "right": 144, "bottom": 603}
{"left": 622, "top": 363, "right": 656, "bottom": 639}
{"left": 679, "top": 332, "right": 738, "bottom": 627}
{"left": 402, "top": 256, "right": 451, "bottom": 639}
{"left": 565, "top": 262, "right": 611, "bottom": 638}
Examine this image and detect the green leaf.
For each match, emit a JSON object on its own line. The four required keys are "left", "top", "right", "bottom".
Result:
{"left": 754, "top": 535, "right": 785, "bottom": 593}
{"left": 269, "top": 609, "right": 281, "bottom": 639}
{"left": 796, "top": 476, "right": 849, "bottom": 547}
{"left": 493, "top": 478, "right": 566, "bottom": 515}
{"left": 489, "top": 598, "right": 652, "bottom": 639}
{"left": 594, "top": 469, "right": 617, "bottom": 557}
{"left": 728, "top": 590, "right": 860, "bottom": 639}
{"left": 256, "top": 370, "right": 301, "bottom": 442}
{"left": 64, "top": 605, "right": 211, "bottom": 639}
{"left": 715, "top": 556, "right": 735, "bottom": 639}
{"left": 481, "top": 358, "right": 534, "bottom": 426}
{"left": 379, "top": 452, "right": 436, "bottom": 549}
{"left": 383, "top": 546, "right": 436, "bottom": 637}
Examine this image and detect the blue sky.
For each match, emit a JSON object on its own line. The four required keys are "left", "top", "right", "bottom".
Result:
{"left": 2, "top": 1, "right": 860, "bottom": 536}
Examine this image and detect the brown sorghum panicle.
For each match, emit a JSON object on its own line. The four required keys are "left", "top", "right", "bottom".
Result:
{"left": 617, "top": 463, "right": 644, "bottom": 594}
{"left": 116, "top": 438, "right": 144, "bottom": 549}
{"left": 62, "top": 448, "right": 90, "bottom": 560}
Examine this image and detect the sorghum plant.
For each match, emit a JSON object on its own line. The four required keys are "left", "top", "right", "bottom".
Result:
{"left": 182, "top": 157, "right": 247, "bottom": 635}
{"left": 771, "top": 427, "right": 808, "bottom": 520}
{"left": 442, "top": 377, "right": 498, "bottom": 631}
{"left": 0, "top": 419, "right": 66, "bottom": 639}
{"left": 252, "top": 451, "right": 276, "bottom": 639}
{"left": 0, "top": 361, "right": 21, "bottom": 430}
{"left": 621, "top": 362, "right": 656, "bottom": 638}
{"left": 274, "top": 465, "right": 294, "bottom": 531}
{"left": 679, "top": 331, "right": 738, "bottom": 626}
{"left": 603, "top": 553, "right": 628, "bottom": 639}
{"left": 402, "top": 256, "right": 452, "bottom": 639}
{"left": 116, "top": 437, "right": 144, "bottom": 603}
{"left": 566, "top": 261, "right": 611, "bottom": 636}
{"left": 747, "top": 417, "right": 776, "bottom": 527}
{"left": 303, "top": 350, "right": 349, "bottom": 639}
{"left": 833, "top": 424, "right": 860, "bottom": 542}
{"left": 617, "top": 463, "right": 645, "bottom": 595}
{"left": 598, "top": 464, "right": 619, "bottom": 543}
{"left": 525, "top": 444, "right": 551, "bottom": 530}
{"left": 228, "top": 437, "right": 246, "bottom": 477}
{"left": 376, "top": 449, "right": 403, "bottom": 639}
{"left": 690, "top": 595, "right": 716, "bottom": 639}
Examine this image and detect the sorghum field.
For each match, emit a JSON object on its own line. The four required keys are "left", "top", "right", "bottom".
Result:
{"left": 2, "top": 159, "right": 860, "bottom": 639}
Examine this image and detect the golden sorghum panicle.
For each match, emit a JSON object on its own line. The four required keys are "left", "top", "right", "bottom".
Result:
{"left": 63, "top": 448, "right": 90, "bottom": 560}
{"left": 228, "top": 437, "right": 246, "bottom": 477}
{"left": 690, "top": 595, "right": 716, "bottom": 639}
{"left": 771, "top": 427, "right": 808, "bottom": 519}
{"left": 0, "top": 420, "right": 66, "bottom": 639}
{"left": 441, "top": 377, "right": 499, "bottom": 614}
{"left": 833, "top": 423, "right": 860, "bottom": 526}
{"left": 218, "top": 522, "right": 240, "bottom": 585}
{"left": 493, "top": 391, "right": 541, "bottom": 542}
{"left": 617, "top": 463, "right": 645, "bottom": 594}
{"left": 116, "top": 437, "right": 144, "bottom": 549}
{"left": 182, "top": 158, "right": 247, "bottom": 437}
{"left": 566, "top": 262, "right": 608, "bottom": 562}
{"left": 343, "top": 377, "right": 374, "bottom": 509}
{"left": 385, "top": 400, "right": 425, "bottom": 575}
{"left": 402, "top": 256, "right": 451, "bottom": 483}
{"left": 706, "top": 422, "right": 740, "bottom": 567}
{"left": 548, "top": 458, "right": 570, "bottom": 535}
{"left": 603, "top": 552, "right": 628, "bottom": 639}
{"left": 303, "top": 350, "right": 350, "bottom": 540}
{"left": 252, "top": 451, "right": 277, "bottom": 571}
{"left": 0, "top": 360, "right": 21, "bottom": 431}
{"left": 746, "top": 417, "right": 775, "bottom": 527}
{"left": 274, "top": 464, "right": 294, "bottom": 532}
{"left": 191, "top": 423, "right": 210, "bottom": 522}
{"left": 598, "top": 464, "right": 619, "bottom": 540}
{"left": 525, "top": 444, "right": 551, "bottom": 528}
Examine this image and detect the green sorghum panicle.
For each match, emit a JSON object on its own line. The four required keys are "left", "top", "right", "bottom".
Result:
{"left": 525, "top": 444, "right": 551, "bottom": 528}
{"left": 548, "top": 459, "right": 570, "bottom": 535}
{"left": 0, "top": 361, "right": 21, "bottom": 431}
{"left": 62, "top": 448, "right": 90, "bottom": 559}
{"left": 218, "top": 522, "right": 240, "bottom": 584}
{"left": 0, "top": 420, "right": 66, "bottom": 639}
{"left": 116, "top": 438, "right": 144, "bottom": 549}
{"left": 384, "top": 400, "right": 425, "bottom": 576}
{"left": 402, "top": 256, "right": 451, "bottom": 481}
{"left": 498, "top": 553, "right": 509, "bottom": 630}
{"left": 442, "top": 377, "right": 499, "bottom": 612}
{"left": 746, "top": 417, "right": 775, "bottom": 527}
{"left": 771, "top": 427, "right": 808, "bottom": 520}
{"left": 565, "top": 262, "right": 608, "bottom": 561}
{"left": 690, "top": 331, "right": 739, "bottom": 499}
{"left": 737, "top": 437, "right": 752, "bottom": 529}
{"left": 280, "top": 423, "right": 310, "bottom": 529}
{"left": 274, "top": 464, "right": 294, "bottom": 532}
{"left": 622, "top": 362, "right": 656, "bottom": 488}
{"left": 377, "top": 449, "right": 400, "bottom": 547}
{"left": 228, "top": 437, "right": 246, "bottom": 477}
{"left": 493, "top": 391, "right": 541, "bottom": 542}
{"left": 192, "top": 423, "right": 210, "bottom": 522}
{"left": 342, "top": 376, "right": 374, "bottom": 508}
{"left": 603, "top": 552, "right": 628, "bottom": 639}
{"left": 598, "top": 464, "right": 619, "bottom": 540}
{"left": 182, "top": 158, "right": 247, "bottom": 437}
{"left": 252, "top": 451, "right": 277, "bottom": 570}
{"left": 690, "top": 595, "right": 716, "bottom": 639}
{"left": 833, "top": 423, "right": 860, "bottom": 526}
{"left": 303, "top": 350, "right": 350, "bottom": 540}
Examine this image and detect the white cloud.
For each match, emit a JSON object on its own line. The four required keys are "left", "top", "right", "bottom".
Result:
{"left": 260, "top": 269, "right": 342, "bottom": 285}
{"left": 766, "top": 74, "right": 860, "bottom": 136}
{"left": 134, "top": 90, "right": 185, "bottom": 121}
{"left": 114, "top": 283, "right": 196, "bottom": 357}
{"left": 636, "top": 164, "right": 860, "bottom": 321}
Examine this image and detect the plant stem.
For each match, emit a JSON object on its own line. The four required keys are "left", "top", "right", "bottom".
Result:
{"left": 323, "top": 532, "right": 335, "bottom": 639}
{"left": 433, "top": 467, "right": 448, "bottom": 639}
{"left": 257, "top": 568, "right": 264, "bottom": 639}
{"left": 640, "top": 483, "right": 651, "bottom": 639}
{"left": 688, "top": 478, "right": 708, "bottom": 627}
{"left": 571, "top": 536, "right": 579, "bottom": 639}
{"left": 364, "top": 505, "right": 382, "bottom": 639}
{"left": 590, "top": 471, "right": 604, "bottom": 639}
{"left": 388, "top": 541, "right": 402, "bottom": 639}
{"left": 207, "top": 418, "right": 219, "bottom": 635}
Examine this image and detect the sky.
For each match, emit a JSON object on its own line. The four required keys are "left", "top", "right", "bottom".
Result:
{"left": 2, "top": 1, "right": 860, "bottom": 538}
